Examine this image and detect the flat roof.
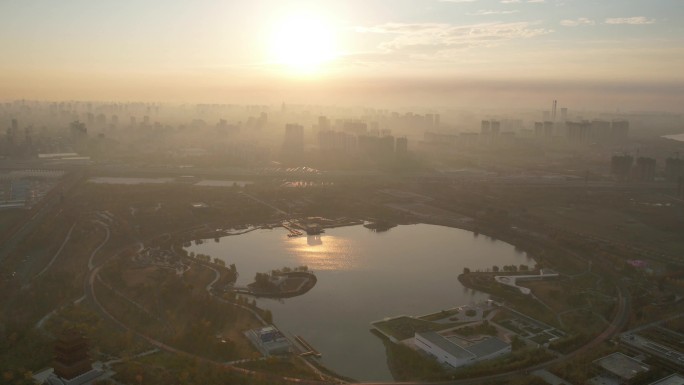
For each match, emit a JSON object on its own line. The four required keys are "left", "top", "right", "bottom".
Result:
{"left": 417, "top": 332, "right": 509, "bottom": 360}
{"left": 467, "top": 337, "right": 510, "bottom": 358}
{"left": 416, "top": 332, "right": 474, "bottom": 360}
{"left": 649, "top": 374, "right": 684, "bottom": 385}
{"left": 594, "top": 352, "right": 650, "bottom": 380}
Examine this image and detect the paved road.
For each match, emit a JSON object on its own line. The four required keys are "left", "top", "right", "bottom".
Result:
{"left": 34, "top": 223, "right": 76, "bottom": 280}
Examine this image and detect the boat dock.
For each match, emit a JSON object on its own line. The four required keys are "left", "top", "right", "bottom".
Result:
{"left": 283, "top": 223, "right": 303, "bottom": 237}
{"left": 295, "top": 335, "right": 321, "bottom": 357}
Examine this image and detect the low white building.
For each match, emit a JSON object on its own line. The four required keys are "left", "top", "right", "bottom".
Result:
{"left": 415, "top": 332, "right": 511, "bottom": 368}
{"left": 494, "top": 269, "right": 559, "bottom": 295}
{"left": 246, "top": 325, "right": 291, "bottom": 356}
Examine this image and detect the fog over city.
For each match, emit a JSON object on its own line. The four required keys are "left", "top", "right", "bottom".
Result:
{"left": 2, "top": 1, "right": 684, "bottom": 385}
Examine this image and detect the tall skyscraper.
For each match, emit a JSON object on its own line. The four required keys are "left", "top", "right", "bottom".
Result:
{"left": 481, "top": 120, "right": 491, "bottom": 135}
{"left": 611, "top": 120, "right": 629, "bottom": 142}
{"left": 396, "top": 137, "right": 408, "bottom": 154}
{"left": 635, "top": 157, "right": 656, "bottom": 182}
{"left": 282, "top": 124, "right": 304, "bottom": 156}
{"left": 491, "top": 121, "right": 501, "bottom": 135}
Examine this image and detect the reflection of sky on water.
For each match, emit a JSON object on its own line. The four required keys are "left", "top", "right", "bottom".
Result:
{"left": 187, "top": 224, "right": 533, "bottom": 381}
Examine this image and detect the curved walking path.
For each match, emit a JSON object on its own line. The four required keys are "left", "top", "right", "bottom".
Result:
{"left": 88, "top": 221, "right": 110, "bottom": 270}
{"left": 34, "top": 223, "right": 76, "bottom": 280}
{"left": 36, "top": 220, "right": 111, "bottom": 332}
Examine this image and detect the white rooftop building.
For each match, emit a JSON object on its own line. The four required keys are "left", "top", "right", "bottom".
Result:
{"left": 414, "top": 331, "right": 511, "bottom": 368}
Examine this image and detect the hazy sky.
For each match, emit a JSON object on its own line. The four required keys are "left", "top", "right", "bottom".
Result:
{"left": 1, "top": 0, "right": 683, "bottom": 110}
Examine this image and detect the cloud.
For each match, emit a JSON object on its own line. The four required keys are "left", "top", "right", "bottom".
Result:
{"left": 604, "top": 17, "right": 655, "bottom": 25}
{"left": 438, "top": 0, "right": 479, "bottom": 2}
{"left": 468, "top": 9, "right": 520, "bottom": 15}
{"left": 560, "top": 18, "right": 595, "bottom": 27}
{"left": 501, "top": 0, "right": 544, "bottom": 3}
{"left": 357, "top": 21, "right": 552, "bottom": 59}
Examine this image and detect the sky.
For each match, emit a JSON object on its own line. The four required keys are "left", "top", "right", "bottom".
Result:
{"left": 1, "top": 0, "right": 683, "bottom": 110}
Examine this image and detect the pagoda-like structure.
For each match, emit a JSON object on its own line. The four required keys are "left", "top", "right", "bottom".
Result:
{"left": 53, "top": 329, "right": 92, "bottom": 380}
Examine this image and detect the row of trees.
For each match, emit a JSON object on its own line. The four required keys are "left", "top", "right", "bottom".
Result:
{"left": 271, "top": 265, "right": 308, "bottom": 274}
{"left": 462, "top": 264, "right": 531, "bottom": 274}
{"left": 494, "top": 264, "right": 530, "bottom": 273}
{"left": 188, "top": 252, "right": 234, "bottom": 270}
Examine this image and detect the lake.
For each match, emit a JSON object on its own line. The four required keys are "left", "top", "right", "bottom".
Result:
{"left": 186, "top": 224, "right": 533, "bottom": 381}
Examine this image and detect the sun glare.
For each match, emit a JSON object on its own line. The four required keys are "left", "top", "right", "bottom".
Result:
{"left": 270, "top": 12, "right": 337, "bottom": 74}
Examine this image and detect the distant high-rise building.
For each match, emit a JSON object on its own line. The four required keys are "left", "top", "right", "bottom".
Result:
{"left": 635, "top": 157, "right": 656, "bottom": 182}
{"left": 7, "top": 118, "right": 18, "bottom": 144}
{"left": 543, "top": 121, "right": 554, "bottom": 138}
{"left": 560, "top": 108, "right": 568, "bottom": 122}
{"left": 611, "top": 120, "right": 629, "bottom": 141}
{"left": 590, "top": 120, "right": 611, "bottom": 142}
{"left": 665, "top": 158, "right": 684, "bottom": 181}
{"left": 282, "top": 123, "right": 304, "bottom": 156}
{"left": 70, "top": 120, "right": 87, "bottom": 137}
{"left": 337, "top": 119, "right": 367, "bottom": 135}
{"left": 480, "top": 120, "right": 491, "bottom": 135}
{"left": 426, "top": 114, "right": 435, "bottom": 128}
{"left": 534, "top": 122, "right": 544, "bottom": 138}
{"left": 611, "top": 155, "right": 633, "bottom": 181}
{"left": 96, "top": 113, "right": 106, "bottom": 126}
{"left": 396, "top": 137, "right": 408, "bottom": 154}
{"left": 424, "top": 132, "right": 459, "bottom": 145}
{"left": 566, "top": 121, "right": 591, "bottom": 144}
{"left": 318, "top": 130, "right": 356, "bottom": 152}
{"left": 491, "top": 121, "right": 500, "bottom": 135}
{"left": 358, "top": 134, "right": 394, "bottom": 157}
{"left": 317, "top": 116, "right": 331, "bottom": 131}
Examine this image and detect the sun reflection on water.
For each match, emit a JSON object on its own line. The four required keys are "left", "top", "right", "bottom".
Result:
{"left": 285, "top": 234, "right": 357, "bottom": 271}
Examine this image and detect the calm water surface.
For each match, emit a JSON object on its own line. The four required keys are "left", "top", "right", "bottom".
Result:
{"left": 187, "top": 224, "right": 532, "bottom": 381}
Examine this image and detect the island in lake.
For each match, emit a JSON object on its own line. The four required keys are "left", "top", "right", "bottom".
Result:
{"left": 238, "top": 267, "right": 317, "bottom": 298}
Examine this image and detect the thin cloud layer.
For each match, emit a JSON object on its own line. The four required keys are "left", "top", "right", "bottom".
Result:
{"left": 561, "top": 18, "right": 595, "bottom": 27}
{"left": 358, "top": 21, "right": 552, "bottom": 58}
{"left": 605, "top": 17, "right": 655, "bottom": 25}
{"left": 468, "top": 9, "right": 520, "bottom": 15}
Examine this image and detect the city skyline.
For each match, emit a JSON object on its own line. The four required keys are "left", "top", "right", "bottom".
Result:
{"left": 1, "top": 0, "right": 683, "bottom": 110}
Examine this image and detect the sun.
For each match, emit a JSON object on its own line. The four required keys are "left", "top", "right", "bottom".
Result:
{"left": 270, "top": 12, "right": 337, "bottom": 74}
